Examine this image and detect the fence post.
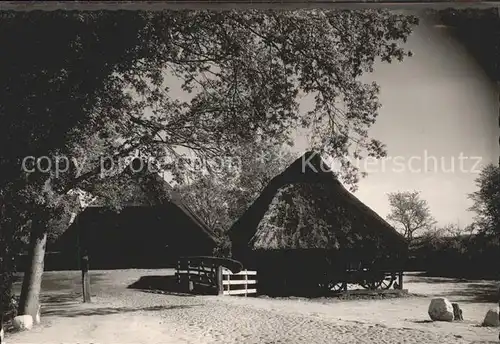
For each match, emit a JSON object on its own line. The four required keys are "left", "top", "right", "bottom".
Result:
{"left": 186, "top": 259, "right": 193, "bottom": 292}
{"left": 81, "top": 251, "right": 91, "bottom": 303}
{"left": 226, "top": 269, "right": 231, "bottom": 295}
{"left": 176, "top": 260, "right": 180, "bottom": 284}
{"left": 398, "top": 270, "right": 404, "bottom": 290}
{"left": 244, "top": 269, "right": 248, "bottom": 297}
{"left": 216, "top": 265, "right": 224, "bottom": 295}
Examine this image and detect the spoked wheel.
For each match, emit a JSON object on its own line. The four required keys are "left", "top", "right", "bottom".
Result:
{"left": 360, "top": 278, "right": 382, "bottom": 290}
{"left": 379, "top": 272, "right": 396, "bottom": 290}
{"left": 319, "top": 281, "right": 345, "bottom": 293}
{"left": 360, "top": 272, "right": 396, "bottom": 290}
{"left": 357, "top": 260, "right": 381, "bottom": 290}
{"left": 327, "top": 281, "right": 346, "bottom": 293}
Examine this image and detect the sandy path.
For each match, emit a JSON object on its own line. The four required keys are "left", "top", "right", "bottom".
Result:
{"left": 6, "top": 270, "right": 500, "bottom": 344}
{"left": 8, "top": 312, "right": 185, "bottom": 344}
{"left": 9, "top": 293, "right": 488, "bottom": 344}
{"left": 213, "top": 294, "right": 497, "bottom": 342}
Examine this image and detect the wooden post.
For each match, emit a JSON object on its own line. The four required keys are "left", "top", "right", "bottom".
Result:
{"left": 226, "top": 269, "right": 231, "bottom": 295}
{"left": 216, "top": 265, "right": 224, "bottom": 295}
{"left": 398, "top": 270, "right": 404, "bottom": 290}
{"left": 176, "top": 260, "right": 180, "bottom": 284}
{"left": 78, "top": 214, "right": 91, "bottom": 303}
{"left": 186, "top": 260, "right": 193, "bottom": 292}
{"left": 81, "top": 251, "right": 91, "bottom": 303}
{"left": 244, "top": 269, "right": 248, "bottom": 297}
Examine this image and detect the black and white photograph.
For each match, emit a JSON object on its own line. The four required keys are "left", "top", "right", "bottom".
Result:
{"left": 0, "top": 2, "right": 499, "bottom": 343}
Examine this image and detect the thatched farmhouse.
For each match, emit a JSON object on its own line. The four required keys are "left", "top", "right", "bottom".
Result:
{"left": 228, "top": 151, "right": 407, "bottom": 295}
{"left": 51, "top": 162, "right": 219, "bottom": 270}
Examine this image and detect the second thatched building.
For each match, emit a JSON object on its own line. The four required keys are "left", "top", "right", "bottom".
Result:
{"left": 227, "top": 151, "right": 407, "bottom": 295}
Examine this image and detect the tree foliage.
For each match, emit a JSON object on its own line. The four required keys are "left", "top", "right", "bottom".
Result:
{"left": 387, "top": 191, "right": 437, "bottom": 243}
{"left": 1, "top": 10, "right": 418, "bottom": 198}
{"left": 175, "top": 143, "right": 296, "bottom": 234}
{"left": 0, "top": 9, "right": 418, "bottom": 319}
{"left": 468, "top": 164, "right": 500, "bottom": 236}
{"left": 176, "top": 176, "right": 233, "bottom": 234}
{"left": 0, "top": 6, "right": 418, "bottom": 271}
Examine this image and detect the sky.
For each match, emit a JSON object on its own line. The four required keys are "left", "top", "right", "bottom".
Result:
{"left": 164, "top": 14, "right": 499, "bottom": 229}
{"left": 289, "top": 16, "right": 499, "bottom": 228}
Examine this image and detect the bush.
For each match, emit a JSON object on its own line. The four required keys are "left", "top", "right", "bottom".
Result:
{"left": 212, "top": 235, "right": 232, "bottom": 258}
{"left": 407, "top": 233, "right": 500, "bottom": 279}
{"left": 0, "top": 256, "right": 18, "bottom": 323}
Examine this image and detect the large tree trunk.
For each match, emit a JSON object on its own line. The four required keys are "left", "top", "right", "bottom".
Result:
{"left": 17, "top": 228, "right": 47, "bottom": 323}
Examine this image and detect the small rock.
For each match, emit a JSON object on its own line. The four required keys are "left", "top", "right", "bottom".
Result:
{"left": 12, "top": 315, "right": 33, "bottom": 331}
{"left": 452, "top": 302, "right": 463, "bottom": 321}
{"left": 482, "top": 308, "right": 500, "bottom": 327}
{"left": 428, "top": 297, "right": 454, "bottom": 322}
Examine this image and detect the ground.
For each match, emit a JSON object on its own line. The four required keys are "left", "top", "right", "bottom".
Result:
{"left": 6, "top": 270, "right": 500, "bottom": 344}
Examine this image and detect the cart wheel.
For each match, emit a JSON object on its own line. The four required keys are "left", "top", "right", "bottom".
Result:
{"left": 379, "top": 273, "right": 396, "bottom": 290}
{"left": 360, "top": 279, "right": 382, "bottom": 290}
{"left": 328, "top": 282, "right": 346, "bottom": 293}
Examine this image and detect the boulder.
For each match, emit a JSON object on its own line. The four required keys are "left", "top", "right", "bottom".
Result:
{"left": 482, "top": 308, "right": 500, "bottom": 327}
{"left": 12, "top": 315, "right": 33, "bottom": 331}
{"left": 428, "top": 297, "right": 454, "bottom": 322}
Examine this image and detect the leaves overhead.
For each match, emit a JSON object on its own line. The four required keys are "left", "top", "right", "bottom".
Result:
{"left": 0, "top": 9, "right": 418, "bottom": 266}
{"left": 1, "top": 10, "right": 417, "bottom": 195}
{"left": 0, "top": 10, "right": 419, "bottom": 316}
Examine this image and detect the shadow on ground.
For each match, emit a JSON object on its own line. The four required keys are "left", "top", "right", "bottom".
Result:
{"left": 42, "top": 303, "right": 197, "bottom": 317}
{"left": 127, "top": 275, "right": 216, "bottom": 296}
{"left": 410, "top": 271, "right": 500, "bottom": 282}
{"left": 405, "top": 274, "right": 471, "bottom": 284}
{"left": 405, "top": 273, "right": 499, "bottom": 303}
{"left": 37, "top": 284, "right": 203, "bottom": 318}
{"left": 413, "top": 320, "right": 433, "bottom": 324}
{"left": 443, "top": 282, "right": 499, "bottom": 303}
{"left": 40, "top": 292, "right": 82, "bottom": 307}
{"left": 13, "top": 271, "right": 107, "bottom": 296}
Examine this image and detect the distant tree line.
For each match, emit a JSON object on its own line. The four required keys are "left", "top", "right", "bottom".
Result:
{"left": 387, "top": 164, "right": 500, "bottom": 279}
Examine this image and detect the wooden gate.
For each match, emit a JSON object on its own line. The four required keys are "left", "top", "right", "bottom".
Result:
{"left": 175, "top": 256, "right": 249, "bottom": 295}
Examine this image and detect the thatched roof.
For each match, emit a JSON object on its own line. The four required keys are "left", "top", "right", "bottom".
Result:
{"left": 228, "top": 152, "right": 406, "bottom": 260}
{"left": 99, "top": 160, "right": 219, "bottom": 244}
{"left": 54, "top": 160, "right": 220, "bottom": 260}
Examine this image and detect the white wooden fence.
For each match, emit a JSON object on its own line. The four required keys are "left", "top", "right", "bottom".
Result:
{"left": 175, "top": 258, "right": 258, "bottom": 296}
{"left": 221, "top": 268, "right": 257, "bottom": 296}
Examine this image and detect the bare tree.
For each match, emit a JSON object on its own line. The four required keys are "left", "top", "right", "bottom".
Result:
{"left": 387, "top": 191, "right": 437, "bottom": 243}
